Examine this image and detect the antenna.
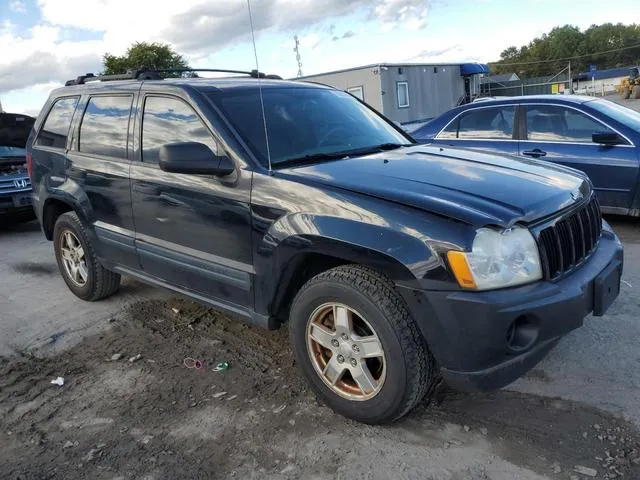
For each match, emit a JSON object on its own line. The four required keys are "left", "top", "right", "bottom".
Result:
{"left": 246, "top": 0, "right": 272, "bottom": 173}
{"left": 293, "top": 35, "right": 303, "bottom": 78}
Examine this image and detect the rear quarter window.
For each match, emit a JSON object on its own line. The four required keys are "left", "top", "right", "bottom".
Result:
{"left": 79, "top": 95, "right": 133, "bottom": 158}
{"left": 35, "top": 96, "right": 80, "bottom": 149}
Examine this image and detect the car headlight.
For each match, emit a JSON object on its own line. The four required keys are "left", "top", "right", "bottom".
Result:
{"left": 447, "top": 226, "right": 542, "bottom": 290}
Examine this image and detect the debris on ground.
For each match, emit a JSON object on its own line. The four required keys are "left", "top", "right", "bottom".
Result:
{"left": 573, "top": 465, "right": 598, "bottom": 476}
{"left": 213, "top": 391, "right": 227, "bottom": 399}
{"left": 63, "top": 440, "right": 76, "bottom": 449}
{"left": 183, "top": 357, "right": 203, "bottom": 370}
{"left": 171, "top": 307, "right": 180, "bottom": 315}
{"left": 110, "top": 353, "right": 122, "bottom": 361}
{"left": 50, "top": 377, "right": 64, "bottom": 386}
{"left": 273, "top": 404, "right": 287, "bottom": 414}
{"left": 213, "top": 361, "right": 230, "bottom": 372}
{"left": 83, "top": 448, "right": 103, "bottom": 462}
{"left": 128, "top": 354, "right": 142, "bottom": 363}
{"left": 226, "top": 394, "right": 238, "bottom": 401}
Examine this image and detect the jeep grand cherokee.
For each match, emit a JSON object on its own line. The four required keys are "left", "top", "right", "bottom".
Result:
{"left": 27, "top": 70, "right": 623, "bottom": 424}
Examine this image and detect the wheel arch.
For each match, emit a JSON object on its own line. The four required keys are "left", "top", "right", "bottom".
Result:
{"left": 254, "top": 219, "right": 432, "bottom": 322}
{"left": 42, "top": 197, "right": 77, "bottom": 240}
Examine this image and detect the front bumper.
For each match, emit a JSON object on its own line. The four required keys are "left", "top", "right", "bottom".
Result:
{"left": 399, "top": 225, "right": 623, "bottom": 392}
{"left": 0, "top": 190, "right": 34, "bottom": 216}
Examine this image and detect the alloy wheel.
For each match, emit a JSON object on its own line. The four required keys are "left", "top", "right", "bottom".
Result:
{"left": 60, "top": 230, "right": 88, "bottom": 287}
{"left": 306, "top": 302, "right": 386, "bottom": 401}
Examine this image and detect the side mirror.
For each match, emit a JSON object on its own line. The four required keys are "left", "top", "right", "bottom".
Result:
{"left": 159, "top": 142, "right": 235, "bottom": 176}
{"left": 592, "top": 131, "right": 625, "bottom": 146}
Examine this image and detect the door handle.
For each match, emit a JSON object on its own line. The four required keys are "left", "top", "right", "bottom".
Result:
{"left": 135, "top": 182, "right": 160, "bottom": 195}
{"left": 159, "top": 193, "right": 188, "bottom": 207}
{"left": 522, "top": 149, "right": 547, "bottom": 158}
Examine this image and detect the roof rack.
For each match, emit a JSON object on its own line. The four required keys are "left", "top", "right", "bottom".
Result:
{"left": 64, "top": 68, "right": 282, "bottom": 86}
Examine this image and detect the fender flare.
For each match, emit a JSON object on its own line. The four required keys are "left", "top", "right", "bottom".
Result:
{"left": 253, "top": 212, "right": 438, "bottom": 317}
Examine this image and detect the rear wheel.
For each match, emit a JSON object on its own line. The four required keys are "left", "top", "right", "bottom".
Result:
{"left": 53, "top": 212, "right": 120, "bottom": 301}
{"left": 289, "top": 265, "right": 438, "bottom": 424}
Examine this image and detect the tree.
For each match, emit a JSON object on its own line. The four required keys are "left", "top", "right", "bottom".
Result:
{"left": 102, "top": 42, "right": 190, "bottom": 77}
{"left": 490, "top": 23, "right": 640, "bottom": 77}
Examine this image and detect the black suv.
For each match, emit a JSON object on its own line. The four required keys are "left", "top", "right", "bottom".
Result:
{"left": 28, "top": 70, "right": 623, "bottom": 424}
{"left": 1, "top": 112, "right": 35, "bottom": 223}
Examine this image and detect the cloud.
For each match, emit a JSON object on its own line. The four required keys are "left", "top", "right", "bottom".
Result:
{"left": 408, "top": 45, "right": 462, "bottom": 61}
{"left": 333, "top": 30, "right": 357, "bottom": 41}
{"left": 161, "top": 0, "right": 429, "bottom": 54}
{"left": 1, "top": 0, "right": 432, "bottom": 97}
{"left": 371, "top": 0, "right": 428, "bottom": 24}
{"left": 0, "top": 51, "right": 100, "bottom": 92}
{"left": 0, "top": 23, "right": 102, "bottom": 93}
{"left": 9, "top": 0, "right": 27, "bottom": 13}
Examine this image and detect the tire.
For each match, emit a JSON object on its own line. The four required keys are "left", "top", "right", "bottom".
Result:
{"left": 53, "top": 212, "right": 121, "bottom": 301}
{"left": 634, "top": 85, "right": 640, "bottom": 99}
{"left": 289, "top": 265, "right": 438, "bottom": 424}
{"left": 621, "top": 87, "right": 631, "bottom": 100}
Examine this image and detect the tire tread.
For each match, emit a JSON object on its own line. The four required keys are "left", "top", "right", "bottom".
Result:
{"left": 54, "top": 212, "right": 121, "bottom": 301}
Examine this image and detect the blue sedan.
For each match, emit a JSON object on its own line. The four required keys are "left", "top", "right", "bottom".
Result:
{"left": 412, "top": 95, "right": 640, "bottom": 217}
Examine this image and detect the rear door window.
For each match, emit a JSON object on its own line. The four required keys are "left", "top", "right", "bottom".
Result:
{"left": 439, "top": 106, "right": 516, "bottom": 140}
{"left": 141, "top": 96, "right": 218, "bottom": 163}
{"left": 35, "top": 96, "right": 80, "bottom": 149}
{"left": 525, "top": 105, "right": 614, "bottom": 142}
{"left": 79, "top": 95, "right": 133, "bottom": 158}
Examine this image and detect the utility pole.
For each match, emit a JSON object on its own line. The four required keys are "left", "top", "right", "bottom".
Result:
{"left": 568, "top": 61, "right": 571, "bottom": 93}
{"left": 293, "top": 35, "right": 303, "bottom": 78}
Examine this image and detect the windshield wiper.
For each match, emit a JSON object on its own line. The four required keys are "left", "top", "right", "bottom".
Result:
{"left": 368, "top": 142, "right": 413, "bottom": 151}
{"left": 274, "top": 143, "right": 413, "bottom": 169}
{"left": 274, "top": 151, "right": 354, "bottom": 169}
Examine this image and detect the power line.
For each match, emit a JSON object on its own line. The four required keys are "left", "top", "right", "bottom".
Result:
{"left": 493, "top": 42, "right": 640, "bottom": 66}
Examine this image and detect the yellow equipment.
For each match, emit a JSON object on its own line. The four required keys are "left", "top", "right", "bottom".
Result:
{"left": 618, "top": 67, "right": 640, "bottom": 99}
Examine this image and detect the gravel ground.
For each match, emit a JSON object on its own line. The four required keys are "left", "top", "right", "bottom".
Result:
{"left": 0, "top": 218, "right": 639, "bottom": 479}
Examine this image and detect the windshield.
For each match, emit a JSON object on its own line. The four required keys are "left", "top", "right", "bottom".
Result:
{"left": 208, "top": 87, "right": 410, "bottom": 167}
{"left": 589, "top": 99, "right": 640, "bottom": 133}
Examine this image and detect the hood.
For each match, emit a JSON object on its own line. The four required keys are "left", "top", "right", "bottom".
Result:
{"left": 0, "top": 113, "right": 35, "bottom": 149}
{"left": 276, "top": 145, "right": 590, "bottom": 228}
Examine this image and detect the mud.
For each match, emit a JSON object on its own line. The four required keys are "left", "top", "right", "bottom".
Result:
{"left": 1, "top": 298, "right": 639, "bottom": 480}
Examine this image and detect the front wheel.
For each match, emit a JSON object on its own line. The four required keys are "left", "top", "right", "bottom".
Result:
{"left": 289, "top": 265, "right": 438, "bottom": 424}
{"left": 53, "top": 212, "right": 121, "bottom": 301}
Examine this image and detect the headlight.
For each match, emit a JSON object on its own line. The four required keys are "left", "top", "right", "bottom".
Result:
{"left": 447, "top": 226, "right": 542, "bottom": 290}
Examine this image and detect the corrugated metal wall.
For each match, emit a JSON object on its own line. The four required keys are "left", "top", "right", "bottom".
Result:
{"left": 300, "top": 68, "right": 383, "bottom": 112}
{"left": 380, "top": 65, "right": 465, "bottom": 124}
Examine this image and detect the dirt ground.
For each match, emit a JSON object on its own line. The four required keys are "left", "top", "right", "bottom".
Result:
{"left": 2, "top": 298, "right": 639, "bottom": 480}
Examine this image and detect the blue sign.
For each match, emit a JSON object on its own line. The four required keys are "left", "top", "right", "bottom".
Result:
{"left": 589, "top": 64, "right": 597, "bottom": 75}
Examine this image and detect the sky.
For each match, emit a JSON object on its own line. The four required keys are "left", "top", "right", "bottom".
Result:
{"left": 0, "top": 0, "right": 636, "bottom": 116}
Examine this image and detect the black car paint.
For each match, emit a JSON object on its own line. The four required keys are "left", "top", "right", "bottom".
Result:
{"left": 28, "top": 79, "right": 623, "bottom": 391}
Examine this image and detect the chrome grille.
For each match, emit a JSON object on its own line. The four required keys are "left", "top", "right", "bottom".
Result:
{"left": 0, "top": 177, "right": 31, "bottom": 192}
{"left": 536, "top": 197, "right": 602, "bottom": 280}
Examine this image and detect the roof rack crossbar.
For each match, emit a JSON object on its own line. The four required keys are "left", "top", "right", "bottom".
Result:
{"left": 64, "top": 68, "right": 282, "bottom": 86}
